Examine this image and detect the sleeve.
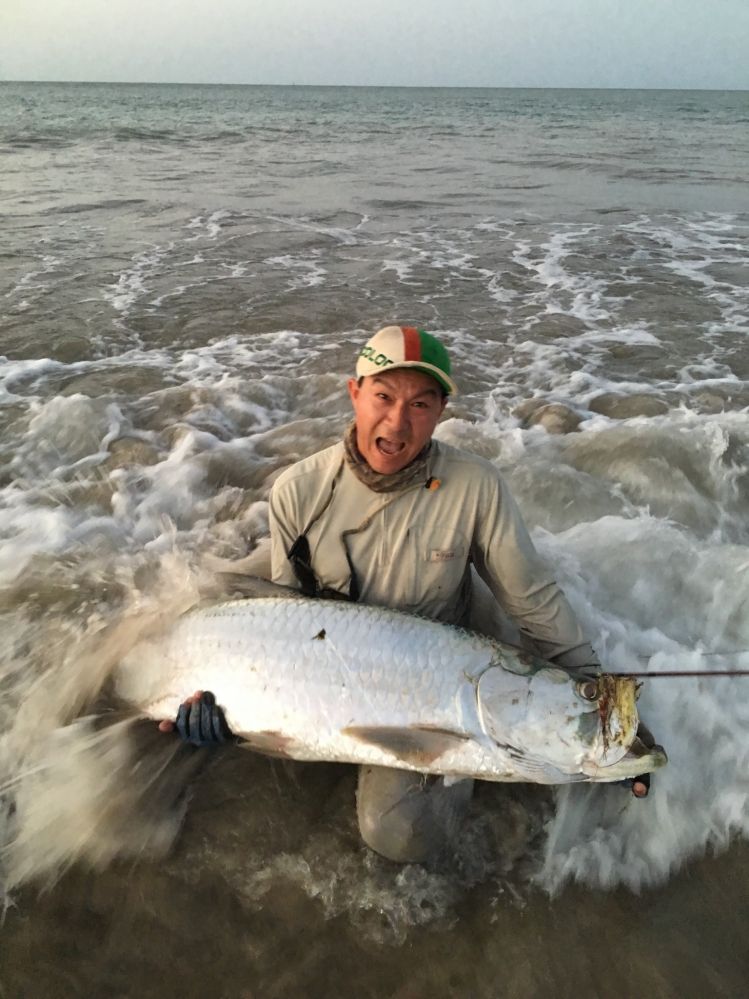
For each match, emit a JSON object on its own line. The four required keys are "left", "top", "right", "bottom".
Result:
{"left": 470, "top": 471, "right": 599, "bottom": 671}
{"left": 268, "top": 477, "right": 303, "bottom": 591}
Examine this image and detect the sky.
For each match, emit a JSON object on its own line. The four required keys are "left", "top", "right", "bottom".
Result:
{"left": 1, "top": 0, "right": 748, "bottom": 90}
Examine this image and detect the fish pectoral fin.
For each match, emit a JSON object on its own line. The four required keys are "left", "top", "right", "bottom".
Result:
{"left": 342, "top": 725, "right": 469, "bottom": 767}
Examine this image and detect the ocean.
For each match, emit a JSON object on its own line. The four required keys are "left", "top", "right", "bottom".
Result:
{"left": 1, "top": 81, "right": 749, "bottom": 998}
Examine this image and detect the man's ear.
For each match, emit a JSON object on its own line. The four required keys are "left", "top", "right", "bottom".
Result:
{"left": 347, "top": 377, "right": 360, "bottom": 404}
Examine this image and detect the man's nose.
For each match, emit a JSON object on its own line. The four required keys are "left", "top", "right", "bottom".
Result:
{"left": 385, "top": 402, "right": 409, "bottom": 433}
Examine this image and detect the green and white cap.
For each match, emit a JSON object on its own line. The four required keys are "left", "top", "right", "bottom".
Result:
{"left": 355, "top": 325, "right": 457, "bottom": 396}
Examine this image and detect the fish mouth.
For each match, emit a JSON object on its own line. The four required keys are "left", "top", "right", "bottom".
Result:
{"left": 595, "top": 674, "right": 640, "bottom": 753}
{"left": 582, "top": 734, "right": 669, "bottom": 780}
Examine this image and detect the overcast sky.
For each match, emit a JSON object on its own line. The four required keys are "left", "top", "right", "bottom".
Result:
{"left": 2, "top": 0, "right": 747, "bottom": 90}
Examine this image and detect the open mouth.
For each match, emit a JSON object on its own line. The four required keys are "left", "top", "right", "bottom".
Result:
{"left": 376, "top": 437, "right": 406, "bottom": 457}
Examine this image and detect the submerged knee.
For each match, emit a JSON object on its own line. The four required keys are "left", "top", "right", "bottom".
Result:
{"left": 356, "top": 765, "right": 473, "bottom": 864}
{"left": 357, "top": 799, "right": 432, "bottom": 863}
{"left": 356, "top": 766, "right": 433, "bottom": 862}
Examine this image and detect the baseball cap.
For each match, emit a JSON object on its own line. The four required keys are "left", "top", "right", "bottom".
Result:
{"left": 355, "top": 325, "right": 458, "bottom": 396}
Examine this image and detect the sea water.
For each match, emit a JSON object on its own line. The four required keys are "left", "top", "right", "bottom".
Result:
{"left": 1, "top": 82, "right": 749, "bottom": 997}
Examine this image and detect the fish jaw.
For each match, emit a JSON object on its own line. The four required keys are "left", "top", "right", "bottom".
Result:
{"left": 581, "top": 735, "right": 668, "bottom": 780}
{"left": 581, "top": 674, "right": 670, "bottom": 780}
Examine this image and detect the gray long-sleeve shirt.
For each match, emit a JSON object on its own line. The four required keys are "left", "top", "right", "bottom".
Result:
{"left": 269, "top": 439, "right": 597, "bottom": 670}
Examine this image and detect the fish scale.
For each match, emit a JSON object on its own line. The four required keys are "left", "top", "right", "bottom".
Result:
{"left": 115, "top": 595, "right": 667, "bottom": 783}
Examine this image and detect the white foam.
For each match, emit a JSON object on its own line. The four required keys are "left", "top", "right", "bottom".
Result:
{"left": 381, "top": 258, "right": 416, "bottom": 282}
{"left": 0, "top": 356, "right": 66, "bottom": 403}
{"left": 103, "top": 243, "right": 176, "bottom": 315}
{"left": 265, "top": 253, "right": 327, "bottom": 289}
{"left": 223, "top": 262, "right": 248, "bottom": 278}
{"left": 623, "top": 215, "right": 749, "bottom": 337}
{"left": 0, "top": 504, "right": 78, "bottom": 586}
{"left": 3, "top": 210, "right": 749, "bottom": 905}
{"left": 487, "top": 274, "right": 519, "bottom": 303}
{"left": 534, "top": 517, "right": 749, "bottom": 893}
{"left": 4, "top": 254, "right": 62, "bottom": 300}
{"left": 185, "top": 210, "right": 232, "bottom": 240}
{"left": 512, "top": 229, "right": 613, "bottom": 324}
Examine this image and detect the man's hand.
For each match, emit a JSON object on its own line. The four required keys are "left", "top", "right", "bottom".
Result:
{"left": 628, "top": 773, "right": 651, "bottom": 798}
{"left": 158, "top": 690, "right": 232, "bottom": 747}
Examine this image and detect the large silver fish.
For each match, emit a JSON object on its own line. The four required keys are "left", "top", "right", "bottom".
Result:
{"left": 115, "top": 594, "right": 667, "bottom": 783}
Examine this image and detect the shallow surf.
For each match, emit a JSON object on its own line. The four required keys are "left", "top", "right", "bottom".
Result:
{"left": 1, "top": 81, "right": 748, "bottom": 997}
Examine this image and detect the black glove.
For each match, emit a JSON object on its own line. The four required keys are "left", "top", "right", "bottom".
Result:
{"left": 175, "top": 691, "right": 232, "bottom": 747}
{"left": 625, "top": 722, "right": 655, "bottom": 797}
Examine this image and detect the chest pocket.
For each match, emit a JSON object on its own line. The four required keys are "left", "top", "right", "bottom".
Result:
{"left": 395, "top": 526, "right": 469, "bottom": 608}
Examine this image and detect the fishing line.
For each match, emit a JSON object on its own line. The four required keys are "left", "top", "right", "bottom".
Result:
{"left": 616, "top": 648, "right": 749, "bottom": 678}
{"left": 635, "top": 649, "right": 749, "bottom": 661}
{"left": 611, "top": 669, "right": 749, "bottom": 679}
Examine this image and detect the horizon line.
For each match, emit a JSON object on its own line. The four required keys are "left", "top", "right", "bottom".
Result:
{"left": 1, "top": 78, "right": 747, "bottom": 93}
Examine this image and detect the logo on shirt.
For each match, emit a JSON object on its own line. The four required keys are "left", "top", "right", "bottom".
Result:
{"left": 429, "top": 549, "right": 456, "bottom": 563}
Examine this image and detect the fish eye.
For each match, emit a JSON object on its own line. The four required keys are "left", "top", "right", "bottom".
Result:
{"left": 577, "top": 679, "right": 599, "bottom": 702}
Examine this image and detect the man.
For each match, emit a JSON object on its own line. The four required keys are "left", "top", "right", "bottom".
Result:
{"left": 165, "top": 326, "right": 648, "bottom": 861}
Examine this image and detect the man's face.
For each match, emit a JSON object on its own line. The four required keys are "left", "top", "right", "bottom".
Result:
{"left": 347, "top": 369, "right": 448, "bottom": 474}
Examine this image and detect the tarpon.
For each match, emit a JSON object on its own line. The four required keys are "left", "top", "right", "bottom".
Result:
{"left": 115, "top": 594, "right": 667, "bottom": 783}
